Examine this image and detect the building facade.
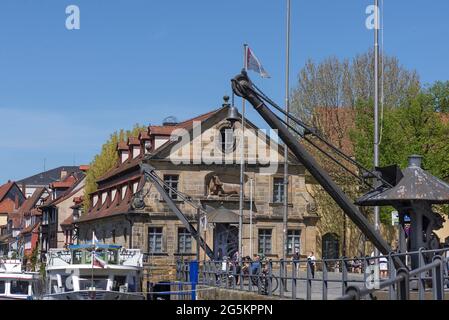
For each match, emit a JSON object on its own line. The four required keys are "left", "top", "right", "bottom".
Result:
{"left": 40, "top": 170, "right": 86, "bottom": 257}
{"left": 77, "top": 102, "right": 319, "bottom": 284}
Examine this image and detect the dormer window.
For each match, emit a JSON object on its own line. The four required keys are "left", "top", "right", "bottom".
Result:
{"left": 117, "top": 142, "right": 129, "bottom": 164}
{"left": 132, "top": 181, "right": 139, "bottom": 194}
{"left": 121, "top": 185, "right": 128, "bottom": 200}
{"left": 133, "top": 146, "right": 141, "bottom": 159}
{"left": 121, "top": 151, "right": 129, "bottom": 163}
{"left": 111, "top": 189, "right": 117, "bottom": 202}
{"left": 101, "top": 192, "right": 107, "bottom": 206}
{"left": 93, "top": 195, "right": 99, "bottom": 207}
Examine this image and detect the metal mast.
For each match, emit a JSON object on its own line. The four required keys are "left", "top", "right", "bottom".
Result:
{"left": 239, "top": 44, "right": 248, "bottom": 259}
{"left": 373, "top": 0, "right": 380, "bottom": 255}
{"left": 282, "top": 0, "right": 291, "bottom": 261}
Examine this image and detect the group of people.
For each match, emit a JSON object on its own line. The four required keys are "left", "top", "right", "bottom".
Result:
{"left": 220, "top": 249, "right": 390, "bottom": 282}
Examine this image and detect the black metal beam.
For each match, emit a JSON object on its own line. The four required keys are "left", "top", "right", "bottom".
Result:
{"left": 140, "top": 163, "right": 214, "bottom": 259}
{"left": 231, "top": 71, "right": 404, "bottom": 268}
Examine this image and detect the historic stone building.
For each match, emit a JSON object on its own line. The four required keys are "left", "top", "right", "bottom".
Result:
{"left": 77, "top": 99, "right": 319, "bottom": 283}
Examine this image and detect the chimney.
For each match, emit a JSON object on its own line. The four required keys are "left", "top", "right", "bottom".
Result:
{"left": 408, "top": 155, "right": 423, "bottom": 168}
{"left": 60, "top": 169, "right": 68, "bottom": 180}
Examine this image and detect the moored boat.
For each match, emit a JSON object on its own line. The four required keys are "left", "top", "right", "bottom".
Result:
{"left": 0, "top": 259, "right": 42, "bottom": 300}
{"left": 43, "top": 244, "right": 145, "bottom": 300}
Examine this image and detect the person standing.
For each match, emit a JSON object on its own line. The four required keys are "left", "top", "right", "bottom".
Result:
{"left": 307, "top": 251, "right": 316, "bottom": 278}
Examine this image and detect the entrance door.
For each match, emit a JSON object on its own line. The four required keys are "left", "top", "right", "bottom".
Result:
{"left": 322, "top": 233, "right": 340, "bottom": 260}
{"left": 214, "top": 224, "right": 238, "bottom": 260}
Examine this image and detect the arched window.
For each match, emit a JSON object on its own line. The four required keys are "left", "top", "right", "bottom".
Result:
{"left": 219, "top": 127, "right": 235, "bottom": 154}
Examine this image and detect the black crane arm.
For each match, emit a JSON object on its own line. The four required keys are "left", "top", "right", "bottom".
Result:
{"left": 231, "top": 71, "right": 395, "bottom": 259}
{"left": 139, "top": 163, "right": 214, "bottom": 259}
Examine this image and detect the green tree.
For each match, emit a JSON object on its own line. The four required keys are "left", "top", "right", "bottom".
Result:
{"left": 350, "top": 90, "right": 449, "bottom": 220}
{"left": 427, "top": 81, "right": 449, "bottom": 112}
{"left": 83, "top": 124, "right": 146, "bottom": 211}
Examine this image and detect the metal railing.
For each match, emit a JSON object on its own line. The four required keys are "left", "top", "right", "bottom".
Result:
{"left": 176, "top": 248, "right": 449, "bottom": 300}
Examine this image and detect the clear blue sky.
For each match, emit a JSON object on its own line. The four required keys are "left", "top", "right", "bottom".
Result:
{"left": 1, "top": 0, "right": 448, "bottom": 183}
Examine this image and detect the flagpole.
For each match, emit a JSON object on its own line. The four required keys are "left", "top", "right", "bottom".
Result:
{"left": 373, "top": 0, "right": 380, "bottom": 257}
{"left": 91, "top": 231, "right": 94, "bottom": 290}
{"left": 238, "top": 44, "right": 248, "bottom": 261}
{"left": 282, "top": 0, "right": 291, "bottom": 262}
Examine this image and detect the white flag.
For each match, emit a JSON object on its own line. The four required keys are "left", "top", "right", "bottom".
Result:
{"left": 246, "top": 46, "right": 270, "bottom": 78}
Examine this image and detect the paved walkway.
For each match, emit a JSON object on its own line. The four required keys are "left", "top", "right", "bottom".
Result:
{"left": 206, "top": 271, "right": 378, "bottom": 300}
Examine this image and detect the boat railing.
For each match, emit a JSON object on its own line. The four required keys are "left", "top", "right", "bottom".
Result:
{"left": 46, "top": 248, "right": 143, "bottom": 268}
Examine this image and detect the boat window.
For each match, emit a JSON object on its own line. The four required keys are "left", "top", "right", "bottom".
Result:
{"left": 10, "top": 280, "right": 29, "bottom": 295}
{"left": 79, "top": 276, "right": 108, "bottom": 291}
{"left": 107, "top": 251, "right": 118, "bottom": 264}
{"left": 72, "top": 250, "right": 83, "bottom": 264}
{"left": 112, "top": 276, "right": 127, "bottom": 291}
{"left": 61, "top": 275, "right": 74, "bottom": 292}
{"left": 0, "top": 281, "right": 5, "bottom": 294}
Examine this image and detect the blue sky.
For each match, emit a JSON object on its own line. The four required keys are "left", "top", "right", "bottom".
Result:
{"left": 0, "top": 0, "right": 448, "bottom": 183}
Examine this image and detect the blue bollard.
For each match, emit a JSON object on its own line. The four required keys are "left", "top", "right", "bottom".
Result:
{"left": 189, "top": 260, "right": 199, "bottom": 300}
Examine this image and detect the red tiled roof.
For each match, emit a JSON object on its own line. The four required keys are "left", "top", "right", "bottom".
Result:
{"left": 128, "top": 137, "right": 140, "bottom": 146}
{"left": 138, "top": 131, "right": 150, "bottom": 140}
{"left": 0, "top": 181, "right": 15, "bottom": 202}
{"left": 148, "top": 126, "right": 179, "bottom": 136}
{"left": 96, "top": 109, "right": 220, "bottom": 187}
{"left": 17, "top": 188, "right": 46, "bottom": 216}
{"left": 50, "top": 175, "right": 77, "bottom": 189}
{"left": 79, "top": 165, "right": 90, "bottom": 172}
{"left": 96, "top": 155, "right": 143, "bottom": 184}
{"left": 117, "top": 142, "right": 129, "bottom": 151}
{"left": 79, "top": 184, "right": 133, "bottom": 223}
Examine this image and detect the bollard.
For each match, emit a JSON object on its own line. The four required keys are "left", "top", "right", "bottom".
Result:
{"left": 189, "top": 260, "right": 199, "bottom": 301}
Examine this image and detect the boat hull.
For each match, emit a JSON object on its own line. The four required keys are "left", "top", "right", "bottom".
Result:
{"left": 42, "top": 290, "right": 145, "bottom": 300}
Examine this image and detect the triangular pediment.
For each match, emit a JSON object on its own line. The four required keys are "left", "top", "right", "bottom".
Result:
{"left": 149, "top": 107, "right": 299, "bottom": 167}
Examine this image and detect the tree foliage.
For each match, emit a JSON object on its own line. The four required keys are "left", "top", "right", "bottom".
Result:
{"left": 351, "top": 89, "right": 449, "bottom": 219}
{"left": 291, "top": 48, "right": 420, "bottom": 129}
{"left": 83, "top": 124, "right": 146, "bottom": 211}
{"left": 290, "top": 49, "right": 449, "bottom": 255}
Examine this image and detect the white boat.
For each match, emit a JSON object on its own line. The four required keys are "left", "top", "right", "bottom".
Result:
{"left": 43, "top": 244, "right": 145, "bottom": 300}
{"left": 0, "top": 259, "right": 42, "bottom": 300}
